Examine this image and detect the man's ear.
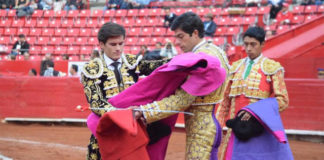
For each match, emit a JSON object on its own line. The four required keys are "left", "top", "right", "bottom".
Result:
{"left": 260, "top": 41, "right": 265, "bottom": 48}
{"left": 192, "top": 29, "right": 199, "bottom": 38}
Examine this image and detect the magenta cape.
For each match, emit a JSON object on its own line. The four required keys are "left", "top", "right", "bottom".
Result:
{"left": 87, "top": 52, "right": 226, "bottom": 160}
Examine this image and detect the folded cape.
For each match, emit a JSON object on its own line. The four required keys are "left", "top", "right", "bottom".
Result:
{"left": 226, "top": 98, "right": 294, "bottom": 160}
{"left": 87, "top": 52, "right": 226, "bottom": 160}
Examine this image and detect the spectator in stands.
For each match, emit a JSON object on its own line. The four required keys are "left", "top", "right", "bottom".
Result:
{"left": 265, "top": 30, "right": 275, "bottom": 39}
{"left": 39, "top": 0, "right": 53, "bottom": 10}
{"left": 137, "top": 45, "right": 149, "bottom": 59}
{"left": 62, "top": 54, "right": 69, "bottom": 60}
{"left": 40, "top": 53, "right": 54, "bottom": 76}
{"left": 43, "top": 60, "right": 60, "bottom": 76}
{"left": 104, "top": 0, "right": 123, "bottom": 10}
{"left": 301, "top": 0, "right": 315, "bottom": 5}
{"left": 53, "top": 0, "right": 64, "bottom": 11}
{"left": 318, "top": 68, "right": 324, "bottom": 79}
{"left": 274, "top": 3, "right": 292, "bottom": 25}
{"left": 11, "top": 34, "right": 30, "bottom": 56}
{"left": 15, "top": 0, "right": 34, "bottom": 17}
{"left": 63, "top": 0, "right": 77, "bottom": 10}
{"left": 90, "top": 50, "right": 100, "bottom": 60}
{"left": 143, "top": 42, "right": 162, "bottom": 60}
{"left": 160, "top": 41, "right": 177, "bottom": 59}
{"left": 268, "top": 0, "right": 285, "bottom": 20}
{"left": 80, "top": 54, "right": 87, "bottom": 61}
{"left": 9, "top": 54, "right": 16, "bottom": 61}
{"left": 69, "top": 64, "right": 79, "bottom": 76}
{"left": 163, "top": 7, "right": 177, "bottom": 28}
{"left": 24, "top": 52, "right": 30, "bottom": 60}
{"left": 28, "top": 68, "right": 37, "bottom": 76}
{"left": 203, "top": 13, "right": 217, "bottom": 37}
{"left": 246, "top": 0, "right": 261, "bottom": 7}
{"left": 0, "top": 0, "right": 15, "bottom": 10}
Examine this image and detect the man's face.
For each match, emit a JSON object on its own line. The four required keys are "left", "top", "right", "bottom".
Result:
{"left": 165, "top": 9, "right": 170, "bottom": 15}
{"left": 100, "top": 35, "right": 124, "bottom": 61}
{"left": 243, "top": 36, "right": 264, "bottom": 60}
{"left": 174, "top": 28, "right": 200, "bottom": 53}
{"left": 19, "top": 37, "right": 25, "bottom": 42}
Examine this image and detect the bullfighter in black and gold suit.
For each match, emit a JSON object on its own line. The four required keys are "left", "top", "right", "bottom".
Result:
{"left": 81, "top": 22, "right": 167, "bottom": 160}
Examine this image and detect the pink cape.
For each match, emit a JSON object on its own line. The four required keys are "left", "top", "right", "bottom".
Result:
{"left": 87, "top": 52, "right": 226, "bottom": 160}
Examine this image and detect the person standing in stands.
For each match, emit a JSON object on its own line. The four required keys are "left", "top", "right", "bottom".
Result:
{"left": 274, "top": 3, "right": 292, "bottom": 25}
{"left": 203, "top": 13, "right": 217, "bottom": 37}
{"left": 11, "top": 34, "right": 30, "bottom": 56}
{"left": 81, "top": 22, "right": 169, "bottom": 160}
{"left": 133, "top": 12, "right": 230, "bottom": 159}
{"left": 163, "top": 7, "right": 177, "bottom": 28}
{"left": 268, "top": 0, "right": 285, "bottom": 20}
{"left": 40, "top": 53, "right": 54, "bottom": 76}
{"left": 217, "top": 26, "right": 289, "bottom": 160}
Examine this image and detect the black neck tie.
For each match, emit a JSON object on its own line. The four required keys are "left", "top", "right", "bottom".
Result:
{"left": 111, "top": 61, "right": 121, "bottom": 85}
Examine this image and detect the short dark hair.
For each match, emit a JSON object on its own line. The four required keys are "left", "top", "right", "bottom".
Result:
{"left": 97, "top": 22, "right": 126, "bottom": 44}
{"left": 47, "top": 61, "right": 54, "bottom": 68}
{"left": 171, "top": 12, "right": 204, "bottom": 38}
{"left": 19, "top": 34, "right": 25, "bottom": 38}
{"left": 156, "top": 42, "right": 162, "bottom": 46}
{"left": 72, "top": 64, "right": 78, "bottom": 72}
{"left": 30, "top": 69, "right": 37, "bottom": 75}
{"left": 243, "top": 26, "right": 266, "bottom": 44}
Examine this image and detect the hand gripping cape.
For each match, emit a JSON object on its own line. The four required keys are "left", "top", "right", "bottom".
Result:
{"left": 226, "top": 98, "right": 294, "bottom": 160}
{"left": 87, "top": 52, "right": 227, "bottom": 160}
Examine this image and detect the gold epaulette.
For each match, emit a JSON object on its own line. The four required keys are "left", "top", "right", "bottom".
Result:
{"left": 122, "top": 54, "right": 141, "bottom": 70}
{"left": 261, "top": 58, "right": 284, "bottom": 75}
{"left": 229, "top": 59, "right": 245, "bottom": 75}
{"left": 81, "top": 58, "right": 104, "bottom": 79}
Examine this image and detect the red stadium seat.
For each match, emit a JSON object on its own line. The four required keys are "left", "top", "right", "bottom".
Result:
{"left": 54, "top": 46, "right": 67, "bottom": 55}
{"left": 61, "top": 19, "right": 74, "bottom": 28}
{"left": 243, "top": 16, "right": 257, "bottom": 25}
{"left": 152, "top": 27, "right": 166, "bottom": 36}
{"left": 63, "top": 37, "right": 75, "bottom": 45}
{"left": 88, "top": 37, "right": 98, "bottom": 45}
{"left": 137, "top": 37, "right": 150, "bottom": 45}
{"left": 7, "top": 10, "right": 16, "bottom": 17}
{"left": 133, "top": 17, "right": 145, "bottom": 27}
{"left": 210, "top": 8, "right": 222, "bottom": 16}
{"left": 0, "top": 10, "right": 7, "bottom": 18}
{"left": 304, "top": 14, "right": 317, "bottom": 22}
{"left": 75, "top": 37, "right": 88, "bottom": 45}
{"left": 258, "top": 6, "right": 270, "bottom": 15}
{"left": 304, "top": 5, "right": 317, "bottom": 14}
{"left": 276, "top": 25, "right": 290, "bottom": 34}
{"left": 150, "top": 37, "right": 163, "bottom": 46}
{"left": 26, "top": 37, "right": 37, "bottom": 44}
{"left": 150, "top": 8, "right": 163, "bottom": 17}
{"left": 41, "top": 46, "right": 54, "bottom": 54}
{"left": 67, "top": 46, "right": 80, "bottom": 55}
{"left": 217, "top": 17, "right": 230, "bottom": 26}
{"left": 54, "top": 10, "right": 67, "bottom": 19}
{"left": 80, "top": 46, "right": 92, "bottom": 54}
{"left": 37, "top": 36, "right": 50, "bottom": 45}
{"left": 0, "top": 19, "right": 12, "bottom": 27}
{"left": 66, "top": 10, "right": 79, "bottom": 19}
{"left": 173, "top": 8, "right": 186, "bottom": 16}
{"left": 115, "top": 9, "right": 127, "bottom": 17}
{"left": 291, "top": 15, "right": 305, "bottom": 24}
{"left": 213, "top": 37, "right": 226, "bottom": 45}
{"left": 86, "top": 19, "right": 98, "bottom": 28}
{"left": 245, "top": 7, "right": 258, "bottom": 15}
{"left": 37, "top": 19, "right": 49, "bottom": 28}
{"left": 112, "top": 17, "right": 123, "bottom": 24}
{"left": 79, "top": 28, "right": 92, "bottom": 36}
{"left": 124, "top": 17, "right": 135, "bottom": 27}
{"left": 43, "top": 10, "right": 54, "bottom": 19}
{"left": 11, "top": 19, "right": 25, "bottom": 28}
{"left": 3, "top": 28, "right": 17, "bottom": 36}
{"left": 226, "top": 27, "right": 240, "bottom": 35}
{"left": 69, "top": 55, "right": 80, "bottom": 61}
{"left": 48, "top": 19, "right": 60, "bottom": 28}
{"left": 138, "top": 9, "right": 150, "bottom": 17}
{"left": 162, "top": 37, "right": 175, "bottom": 44}
{"left": 25, "top": 19, "right": 36, "bottom": 27}
{"left": 92, "top": 10, "right": 104, "bottom": 18}
{"left": 29, "top": 46, "right": 41, "bottom": 55}
{"left": 54, "top": 28, "right": 67, "bottom": 37}
{"left": 125, "top": 37, "right": 138, "bottom": 46}
{"left": 165, "top": 28, "right": 174, "bottom": 36}
{"left": 79, "top": 10, "right": 91, "bottom": 19}
{"left": 292, "top": 6, "right": 305, "bottom": 15}
{"left": 91, "top": 28, "right": 99, "bottom": 37}
{"left": 0, "top": 28, "right": 2, "bottom": 35}
{"left": 187, "top": 7, "right": 198, "bottom": 13}
{"left": 49, "top": 37, "right": 62, "bottom": 45}
{"left": 103, "top": 10, "right": 115, "bottom": 18}
{"left": 141, "top": 27, "right": 154, "bottom": 36}
{"left": 11, "top": 36, "right": 18, "bottom": 45}
{"left": 30, "top": 55, "right": 41, "bottom": 60}
{"left": 67, "top": 28, "right": 80, "bottom": 37}
{"left": 127, "top": 9, "right": 138, "bottom": 18}
{"left": 145, "top": 17, "right": 161, "bottom": 27}
{"left": 29, "top": 28, "right": 42, "bottom": 36}
{"left": 128, "top": 27, "right": 141, "bottom": 37}
{"left": 317, "top": 5, "right": 324, "bottom": 13}
{"left": 197, "top": 8, "right": 210, "bottom": 17}
{"left": 264, "top": 24, "right": 276, "bottom": 31}
{"left": 31, "top": 10, "right": 43, "bottom": 19}
{"left": 227, "top": 46, "right": 237, "bottom": 56}
{"left": 230, "top": 17, "right": 243, "bottom": 26}
{"left": 0, "top": 36, "right": 10, "bottom": 45}
{"left": 17, "top": 28, "right": 29, "bottom": 36}
{"left": 220, "top": 8, "right": 229, "bottom": 16}
{"left": 42, "top": 28, "right": 54, "bottom": 36}
{"left": 74, "top": 19, "right": 87, "bottom": 28}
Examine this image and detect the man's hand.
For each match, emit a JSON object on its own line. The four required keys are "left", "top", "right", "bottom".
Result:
{"left": 133, "top": 110, "right": 143, "bottom": 119}
{"left": 238, "top": 110, "right": 252, "bottom": 121}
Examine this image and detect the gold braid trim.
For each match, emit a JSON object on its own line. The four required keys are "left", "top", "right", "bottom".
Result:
{"left": 81, "top": 58, "right": 104, "bottom": 79}
{"left": 229, "top": 59, "right": 245, "bottom": 75}
{"left": 261, "top": 58, "right": 284, "bottom": 75}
